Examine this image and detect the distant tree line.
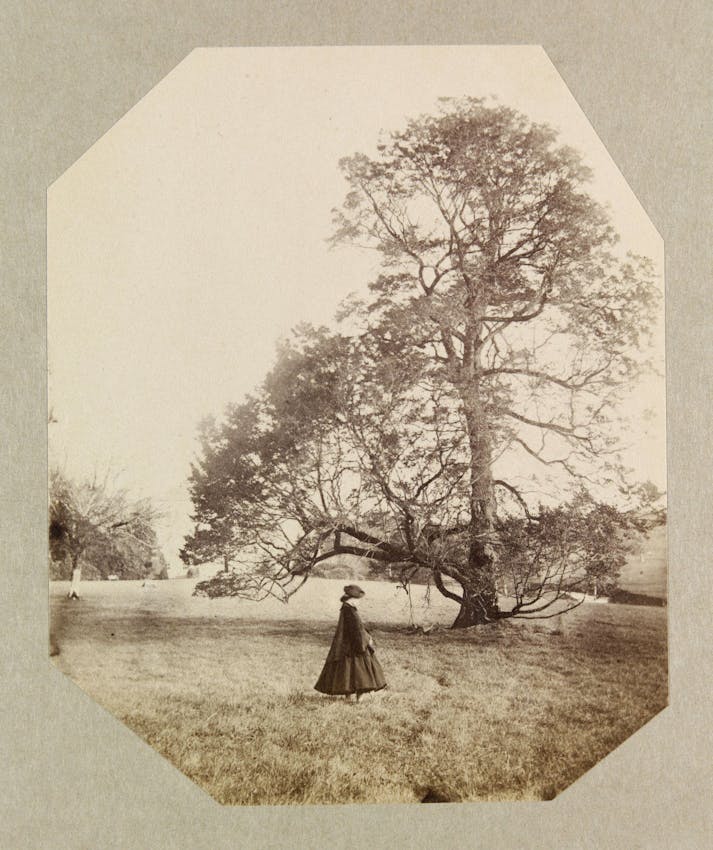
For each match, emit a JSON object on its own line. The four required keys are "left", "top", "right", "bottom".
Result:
{"left": 49, "top": 469, "right": 167, "bottom": 583}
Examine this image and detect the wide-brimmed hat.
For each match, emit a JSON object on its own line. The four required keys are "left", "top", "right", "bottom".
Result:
{"left": 343, "top": 584, "right": 365, "bottom": 599}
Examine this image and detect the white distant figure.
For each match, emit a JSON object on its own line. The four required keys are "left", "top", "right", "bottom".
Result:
{"left": 581, "top": 592, "right": 609, "bottom": 604}
{"left": 142, "top": 580, "right": 157, "bottom": 590}
{"left": 107, "top": 574, "right": 119, "bottom": 581}
{"left": 67, "top": 567, "right": 81, "bottom": 599}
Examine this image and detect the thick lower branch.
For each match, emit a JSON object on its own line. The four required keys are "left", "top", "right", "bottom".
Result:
{"left": 432, "top": 569, "right": 463, "bottom": 605}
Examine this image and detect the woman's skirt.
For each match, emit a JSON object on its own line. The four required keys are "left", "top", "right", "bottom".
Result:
{"left": 314, "top": 651, "right": 387, "bottom": 695}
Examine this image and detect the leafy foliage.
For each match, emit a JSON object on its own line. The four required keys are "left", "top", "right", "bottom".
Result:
{"left": 495, "top": 494, "right": 658, "bottom": 614}
{"left": 49, "top": 469, "right": 164, "bottom": 580}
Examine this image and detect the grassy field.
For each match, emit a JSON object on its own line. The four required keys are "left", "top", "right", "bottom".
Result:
{"left": 50, "top": 578, "right": 667, "bottom": 805}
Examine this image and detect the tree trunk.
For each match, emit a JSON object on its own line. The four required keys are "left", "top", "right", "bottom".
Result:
{"left": 456, "top": 381, "right": 500, "bottom": 628}
{"left": 452, "top": 588, "right": 498, "bottom": 627}
{"left": 68, "top": 553, "right": 82, "bottom": 599}
{"left": 451, "top": 545, "right": 500, "bottom": 627}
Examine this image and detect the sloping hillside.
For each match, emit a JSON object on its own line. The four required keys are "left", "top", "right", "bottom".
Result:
{"left": 616, "top": 524, "right": 667, "bottom": 599}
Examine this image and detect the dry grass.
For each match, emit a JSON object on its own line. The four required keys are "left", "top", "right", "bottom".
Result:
{"left": 50, "top": 578, "right": 667, "bottom": 805}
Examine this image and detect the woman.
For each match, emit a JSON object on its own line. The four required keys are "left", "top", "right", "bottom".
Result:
{"left": 314, "top": 584, "right": 387, "bottom": 701}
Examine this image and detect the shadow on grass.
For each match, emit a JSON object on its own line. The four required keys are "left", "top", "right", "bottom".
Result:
{"left": 608, "top": 589, "right": 666, "bottom": 607}
{"left": 367, "top": 617, "right": 530, "bottom": 645}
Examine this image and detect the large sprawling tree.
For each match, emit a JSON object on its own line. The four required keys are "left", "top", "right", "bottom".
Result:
{"left": 188, "top": 99, "right": 661, "bottom": 626}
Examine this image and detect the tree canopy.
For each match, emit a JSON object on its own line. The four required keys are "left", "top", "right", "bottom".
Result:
{"left": 187, "top": 98, "right": 662, "bottom": 626}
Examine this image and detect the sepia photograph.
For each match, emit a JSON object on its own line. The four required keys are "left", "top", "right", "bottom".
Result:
{"left": 47, "top": 46, "right": 667, "bottom": 806}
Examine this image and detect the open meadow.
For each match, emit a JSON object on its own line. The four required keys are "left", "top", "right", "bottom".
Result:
{"left": 50, "top": 578, "right": 667, "bottom": 804}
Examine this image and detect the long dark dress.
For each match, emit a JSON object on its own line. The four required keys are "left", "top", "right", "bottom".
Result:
{"left": 314, "top": 601, "right": 387, "bottom": 695}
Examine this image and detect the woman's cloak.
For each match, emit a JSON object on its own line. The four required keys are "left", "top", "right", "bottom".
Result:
{"left": 314, "top": 602, "right": 387, "bottom": 695}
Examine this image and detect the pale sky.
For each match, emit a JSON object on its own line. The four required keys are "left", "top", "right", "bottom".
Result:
{"left": 48, "top": 47, "right": 665, "bottom": 571}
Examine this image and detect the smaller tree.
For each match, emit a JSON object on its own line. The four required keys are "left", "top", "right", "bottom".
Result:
{"left": 180, "top": 519, "right": 239, "bottom": 574}
{"left": 494, "top": 493, "right": 656, "bottom": 618}
{"left": 49, "top": 469, "right": 162, "bottom": 592}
